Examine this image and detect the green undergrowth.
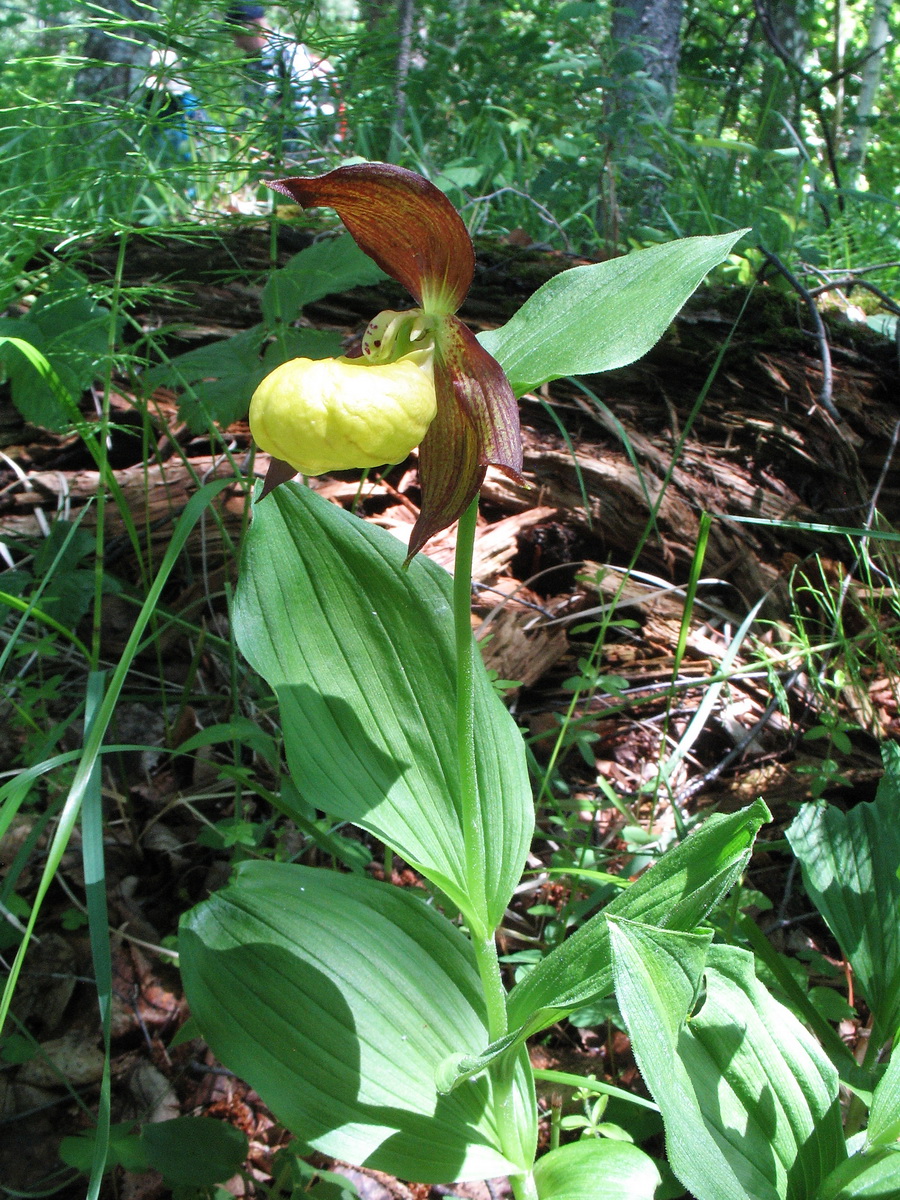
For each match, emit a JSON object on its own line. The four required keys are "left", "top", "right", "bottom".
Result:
{"left": 1, "top": 2, "right": 900, "bottom": 1193}
{"left": 2, "top": 224, "right": 900, "bottom": 1196}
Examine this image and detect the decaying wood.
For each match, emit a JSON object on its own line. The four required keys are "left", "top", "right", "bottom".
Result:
{"left": 3, "top": 231, "right": 900, "bottom": 1200}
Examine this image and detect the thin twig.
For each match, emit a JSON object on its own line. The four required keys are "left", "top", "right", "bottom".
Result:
{"left": 459, "top": 187, "right": 572, "bottom": 250}
{"left": 770, "top": 857, "right": 799, "bottom": 933}
{"left": 805, "top": 277, "right": 900, "bottom": 316}
{"left": 753, "top": 0, "right": 845, "bottom": 208}
{"left": 673, "top": 665, "right": 804, "bottom": 806}
{"left": 803, "top": 260, "right": 900, "bottom": 279}
{"left": 757, "top": 246, "right": 841, "bottom": 422}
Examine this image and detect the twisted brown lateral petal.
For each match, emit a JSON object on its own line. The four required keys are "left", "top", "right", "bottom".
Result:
{"left": 410, "top": 393, "right": 481, "bottom": 559}
{"left": 268, "top": 164, "right": 474, "bottom": 316}
{"left": 409, "top": 317, "right": 524, "bottom": 558}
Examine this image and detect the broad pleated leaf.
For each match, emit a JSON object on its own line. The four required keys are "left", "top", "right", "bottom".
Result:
{"left": 867, "top": 1043, "right": 900, "bottom": 1148}
{"left": 610, "top": 923, "right": 845, "bottom": 1200}
{"left": 440, "top": 800, "right": 770, "bottom": 1090}
{"left": 233, "top": 482, "right": 533, "bottom": 935}
{"left": 816, "top": 1148, "right": 900, "bottom": 1199}
{"left": 506, "top": 800, "right": 768, "bottom": 1025}
{"left": 479, "top": 230, "right": 746, "bottom": 396}
{"left": 179, "top": 862, "right": 536, "bottom": 1183}
{"left": 533, "top": 1139, "right": 661, "bottom": 1200}
{"left": 787, "top": 743, "right": 900, "bottom": 1044}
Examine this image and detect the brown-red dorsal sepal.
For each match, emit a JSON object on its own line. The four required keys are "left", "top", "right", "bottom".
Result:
{"left": 268, "top": 163, "right": 474, "bottom": 317}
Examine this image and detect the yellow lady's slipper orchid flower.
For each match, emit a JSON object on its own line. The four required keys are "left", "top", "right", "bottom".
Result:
{"left": 251, "top": 162, "right": 524, "bottom": 557}
{"left": 250, "top": 353, "right": 437, "bottom": 477}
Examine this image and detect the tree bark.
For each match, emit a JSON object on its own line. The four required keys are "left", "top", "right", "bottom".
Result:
{"left": 754, "top": 0, "right": 846, "bottom": 204}
{"left": 610, "top": 0, "right": 684, "bottom": 103}
{"left": 755, "top": 0, "right": 813, "bottom": 149}
{"left": 603, "top": 0, "right": 685, "bottom": 234}
{"left": 845, "top": 0, "right": 892, "bottom": 184}
{"left": 389, "top": 0, "right": 416, "bottom": 158}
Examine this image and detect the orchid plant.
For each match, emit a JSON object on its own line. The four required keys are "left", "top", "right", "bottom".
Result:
{"left": 176, "top": 167, "right": 900, "bottom": 1199}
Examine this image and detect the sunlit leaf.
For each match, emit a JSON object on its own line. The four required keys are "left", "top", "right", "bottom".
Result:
{"left": 440, "top": 800, "right": 770, "bottom": 1089}
{"left": 506, "top": 799, "right": 769, "bottom": 1027}
{"left": 816, "top": 1147, "right": 900, "bottom": 1199}
{"left": 787, "top": 743, "right": 900, "bottom": 1043}
{"left": 179, "top": 862, "right": 535, "bottom": 1183}
{"left": 868, "top": 1043, "right": 900, "bottom": 1148}
{"left": 533, "top": 1138, "right": 661, "bottom": 1200}
{"left": 610, "top": 923, "right": 845, "bottom": 1200}
{"left": 479, "top": 230, "right": 746, "bottom": 395}
{"left": 232, "top": 482, "right": 533, "bottom": 936}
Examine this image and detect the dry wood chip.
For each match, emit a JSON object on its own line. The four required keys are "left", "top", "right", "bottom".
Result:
{"left": 110, "top": 944, "right": 183, "bottom": 1041}
{"left": 126, "top": 1058, "right": 180, "bottom": 1123}
{"left": 17, "top": 1031, "right": 106, "bottom": 1088}
{"left": 478, "top": 608, "right": 568, "bottom": 689}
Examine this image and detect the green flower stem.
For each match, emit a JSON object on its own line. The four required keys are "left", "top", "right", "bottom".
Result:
{"left": 453, "top": 495, "right": 487, "bottom": 927}
{"left": 454, "top": 497, "right": 532, "bottom": 1194}
{"left": 473, "top": 932, "right": 507, "bottom": 1042}
{"left": 453, "top": 498, "right": 508, "bottom": 1039}
{"left": 510, "top": 1171, "right": 539, "bottom": 1200}
{"left": 494, "top": 1051, "right": 537, "bottom": 1200}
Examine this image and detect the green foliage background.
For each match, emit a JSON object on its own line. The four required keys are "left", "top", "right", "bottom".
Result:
{"left": 1, "top": 1, "right": 900, "bottom": 1194}
{"left": 0, "top": 0, "right": 896, "bottom": 272}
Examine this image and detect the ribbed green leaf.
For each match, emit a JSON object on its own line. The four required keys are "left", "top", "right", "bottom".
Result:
{"left": 439, "top": 801, "right": 770, "bottom": 1091}
{"left": 787, "top": 743, "right": 900, "bottom": 1044}
{"left": 478, "top": 231, "right": 746, "bottom": 396}
{"left": 233, "top": 482, "right": 533, "bottom": 934}
{"left": 867, "top": 1045, "right": 900, "bottom": 1148}
{"left": 816, "top": 1148, "right": 900, "bottom": 1199}
{"left": 610, "top": 922, "right": 845, "bottom": 1200}
{"left": 508, "top": 800, "right": 769, "bottom": 1026}
{"left": 179, "top": 862, "right": 536, "bottom": 1183}
{"left": 533, "top": 1139, "right": 661, "bottom": 1200}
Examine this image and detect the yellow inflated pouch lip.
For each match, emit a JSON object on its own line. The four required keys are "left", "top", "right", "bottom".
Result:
{"left": 249, "top": 352, "right": 438, "bottom": 477}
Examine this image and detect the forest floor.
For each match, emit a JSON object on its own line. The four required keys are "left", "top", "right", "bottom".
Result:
{"left": 1, "top": 225, "right": 899, "bottom": 1197}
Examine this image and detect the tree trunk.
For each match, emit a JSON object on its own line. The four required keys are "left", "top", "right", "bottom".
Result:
{"left": 389, "top": 0, "right": 416, "bottom": 158}
{"left": 610, "top": 0, "right": 683, "bottom": 103}
{"left": 845, "top": 0, "right": 892, "bottom": 185}
{"left": 78, "top": 0, "right": 158, "bottom": 104}
{"left": 603, "top": 0, "right": 684, "bottom": 235}
{"left": 755, "top": 0, "right": 813, "bottom": 149}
